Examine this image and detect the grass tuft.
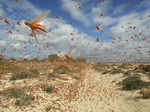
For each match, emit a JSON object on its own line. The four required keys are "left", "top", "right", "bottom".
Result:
{"left": 10, "top": 69, "right": 39, "bottom": 80}
{"left": 46, "top": 105, "right": 52, "bottom": 112}
{"left": 2, "top": 87, "right": 34, "bottom": 106}
{"left": 48, "top": 54, "right": 60, "bottom": 62}
{"left": 43, "top": 85, "right": 55, "bottom": 93}
{"left": 53, "top": 65, "right": 71, "bottom": 74}
{"left": 92, "top": 63, "right": 108, "bottom": 72}
{"left": 111, "top": 68, "right": 124, "bottom": 74}
{"left": 119, "top": 76, "right": 150, "bottom": 90}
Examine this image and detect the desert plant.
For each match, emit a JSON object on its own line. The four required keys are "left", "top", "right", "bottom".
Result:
{"left": 137, "top": 64, "right": 150, "bottom": 73}
{"left": 111, "top": 68, "right": 124, "bottom": 74}
{"left": 15, "top": 95, "right": 34, "bottom": 106}
{"left": 43, "top": 85, "right": 55, "bottom": 93}
{"left": 53, "top": 65, "right": 71, "bottom": 74}
{"left": 48, "top": 73, "right": 56, "bottom": 79}
{"left": 48, "top": 54, "right": 60, "bottom": 62}
{"left": 102, "top": 70, "right": 110, "bottom": 74}
{"left": 92, "top": 63, "right": 107, "bottom": 72}
{"left": 3, "top": 87, "right": 25, "bottom": 99}
{"left": 123, "top": 70, "right": 132, "bottom": 76}
{"left": 119, "top": 76, "right": 149, "bottom": 90}
{"left": 0, "top": 60, "right": 24, "bottom": 73}
{"left": 74, "top": 76, "right": 80, "bottom": 80}
{"left": 10, "top": 69, "right": 39, "bottom": 80}
{"left": 2, "top": 87, "right": 34, "bottom": 106}
{"left": 46, "top": 105, "right": 52, "bottom": 112}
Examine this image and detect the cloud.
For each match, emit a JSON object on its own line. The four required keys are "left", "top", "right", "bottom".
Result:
{"left": 0, "top": 0, "right": 150, "bottom": 62}
{"left": 0, "top": 8, "right": 5, "bottom": 16}
{"left": 61, "top": 0, "right": 91, "bottom": 26}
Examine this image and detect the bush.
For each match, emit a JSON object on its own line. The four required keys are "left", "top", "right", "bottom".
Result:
{"left": 2, "top": 87, "right": 34, "bottom": 106}
{"left": 111, "top": 68, "right": 124, "bottom": 74}
{"left": 53, "top": 65, "right": 71, "bottom": 74}
{"left": 15, "top": 95, "right": 34, "bottom": 106}
{"left": 48, "top": 54, "right": 60, "bottom": 61}
{"left": 10, "top": 69, "right": 39, "bottom": 80}
{"left": 46, "top": 105, "right": 52, "bottom": 112}
{"left": 124, "top": 70, "right": 132, "bottom": 76}
{"left": 48, "top": 73, "right": 56, "bottom": 79}
{"left": 102, "top": 70, "right": 110, "bottom": 74}
{"left": 92, "top": 63, "right": 107, "bottom": 72}
{"left": 43, "top": 85, "right": 55, "bottom": 93}
{"left": 139, "top": 65, "right": 150, "bottom": 72}
{"left": 119, "top": 76, "right": 148, "bottom": 90}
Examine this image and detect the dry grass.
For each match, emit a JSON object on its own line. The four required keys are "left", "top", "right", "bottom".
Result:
{"left": 0, "top": 59, "right": 24, "bottom": 74}
{"left": 47, "top": 54, "right": 61, "bottom": 62}
{"left": 1, "top": 87, "right": 34, "bottom": 106}
{"left": 92, "top": 62, "right": 109, "bottom": 72}
{"left": 10, "top": 69, "right": 39, "bottom": 80}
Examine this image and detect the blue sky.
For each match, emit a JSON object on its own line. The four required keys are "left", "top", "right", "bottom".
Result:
{"left": 0, "top": 0, "right": 150, "bottom": 62}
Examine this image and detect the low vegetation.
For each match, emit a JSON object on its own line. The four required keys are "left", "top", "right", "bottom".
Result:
{"left": 1, "top": 87, "right": 34, "bottom": 106}
{"left": 53, "top": 65, "right": 72, "bottom": 74}
{"left": 118, "top": 76, "right": 150, "bottom": 90}
{"left": 47, "top": 54, "right": 60, "bottom": 62}
{"left": 43, "top": 85, "right": 55, "bottom": 93}
{"left": 10, "top": 69, "right": 39, "bottom": 80}
{"left": 92, "top": 63, "right": 108, "bottom": 72}
{"left": 110, "top": 68, "right": 124, "bottom": 74}
{"left": 46, "top": 105, "right": 52, "bottom": 112}
{"left": 0, "top": 59, "right": 24, "bottom": 74}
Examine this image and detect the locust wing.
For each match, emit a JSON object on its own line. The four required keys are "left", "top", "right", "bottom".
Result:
{"left": 31, "top": 29, "right": 39, "bottom": 43}
{"left": 31, "top": 10, "right": 50, "bottom": 24}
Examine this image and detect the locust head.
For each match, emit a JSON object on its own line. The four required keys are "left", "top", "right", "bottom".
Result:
{"left": 24, "top": 21, "right": 31, "bottom": 27}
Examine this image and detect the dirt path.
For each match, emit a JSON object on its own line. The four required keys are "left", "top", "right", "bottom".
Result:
{"left": 0, "top": 67, "right": 150, "bottom": 112}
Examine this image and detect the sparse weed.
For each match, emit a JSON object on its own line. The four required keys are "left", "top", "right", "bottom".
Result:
{"left": 48, "top": 73, "right": 56, "bottom": 79}
{"left": 2, "top": 87, "right": 34, "bottom": 106}
{"left": 10, "top": 69, "right": 39, "bottom": 80}
{"left": 119, "top": 76, "right": 149, "bottom": 90}
{"left": 74, "top": 76, "right": 80, "bottom": 80}
{"left": 53, "top": 65, "right": 71, "bottom": 74}
{"left": 43, "top": 85, "right": 55, "bottom": 93}
{"left": 15, "top": 95, "right": 34, "bottom": 106}
{"left": 102, "top": 70, "right": 110, "bottom": 74}
{"left": 46, "top": 105, "right": 52, "bottom": 112}
{"left": 48, "top": 54, "right": 60, "bottom": 62}
{"left": 92, "top": 63, "right": 107, "bottom": 72}
{"left": 123, "top": 70, "right": 132, "bottom": 76}
{"left": 111, "top": 68, "right": 124, "bottom": 74}
{"left": 0, "top": 59, "right": 23, "bottom": 74}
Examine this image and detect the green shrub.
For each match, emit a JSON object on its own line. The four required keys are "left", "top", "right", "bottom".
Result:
{"left": 119, "top": 76, "right": 148, "bottom": 90}
{"left": 15, "top": 95, "right": 34, "bottom": 106}
{"left": 2, "top": 87, "right": 34, "bottom": 106}
{"left": 10, "top": 69, "right": 39, "bottom": 80}
{"left": 74, "top": 76, "right": 80, "bottom": 80}
{"left": 139, "top": 65, "right": 150, "bottom": 72}
{"left": 102, "top": 70, "right": 110, "bottom": 74}
{"left": 46, "top": 105, "right": 52, "bottom": 112}
{"left": 43, "top": 85, "right": 55, "bottom": 93}
{"left": 53, "top": 65, "right": 71, "bottom": 74}
{"left": 111, "top": 68, "right": 124, "bottom": 74}
{"left": 48, "top": 73, "right": 56, "bottom": 79}
{"left": 123, "top": 70, "right": 132, "bottom": 76}
{"left": 92, "top": 63, "right": 107, "bottom": 72}
{"left": 3, "top": 88, "right": 25, "bottom": 98}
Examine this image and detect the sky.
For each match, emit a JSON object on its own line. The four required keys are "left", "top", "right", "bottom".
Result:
{"left": 0, "top": 0, "right": 150, "bottom": 62}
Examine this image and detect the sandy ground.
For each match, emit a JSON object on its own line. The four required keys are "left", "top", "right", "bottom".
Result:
{"left": 0, "top": 62, "right": 150, "bottom": 112}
